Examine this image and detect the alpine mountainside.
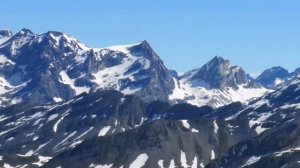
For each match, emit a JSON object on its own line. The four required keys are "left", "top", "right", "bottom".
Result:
{"left": 0, "top": 28, "right": 271, "bottom": 108}
{"left": 40, "top": 76, "right": 300, "bottom": 168}
{"left": 0, "top": 90, "right": 244, "bottom": 167}
{"left": 0, "top": 87, "right": 253, "bottom": 168}
{"left": 255, "top": 66, "right": 300, "bottom": 89}
{"left": 169, "top": 56, "right": 269, "bottom": 107}
{"left": 0, "top": 28, "right": 174, "bottom": 107}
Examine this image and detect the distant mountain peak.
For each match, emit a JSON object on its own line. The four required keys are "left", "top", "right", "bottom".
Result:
{"left": 17, "top": 28, "right": 35, "bottom": 36}
{"left": 170, "top": 56, "right": 267, "bottom": 108}
{"left": 268, "top": 66, "right": 288, "bottom": 72}
{"left": 255, "top": 66, "right": 300, "bottom": 89}
{"left": 255, "top": 66, "right": 290, "bottom": 89}
{"left": 0, "top": 29, "right": 13, "bottom": 38}
{"left": 186, "top": 56, "right": 248, "bottom": 90}
{"left": 257, "top": 66, "right": 289, "bottom": 78}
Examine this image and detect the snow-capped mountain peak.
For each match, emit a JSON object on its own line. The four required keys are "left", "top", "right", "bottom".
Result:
{"left": 18, "top": 28, "right": 35, "bottom": 36}
{"left": 44, "top": 31, "right": 89, "bottom": 51}
{"left": 181, "top": 56, "right": 249, "bottom": 90}
{"left": 170, "top": 56, "right": 268, "bottom": 108}
{"left": 89, "top": 40, "right": 174, "bottom": 102}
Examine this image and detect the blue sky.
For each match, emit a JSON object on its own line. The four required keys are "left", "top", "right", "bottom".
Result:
{"left": 1, "top": 0, "right": 300, "bottom": 75}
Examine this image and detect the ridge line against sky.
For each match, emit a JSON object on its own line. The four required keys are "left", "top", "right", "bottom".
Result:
{"left": 1, "top": 0, "right": 300, "bottom": 75}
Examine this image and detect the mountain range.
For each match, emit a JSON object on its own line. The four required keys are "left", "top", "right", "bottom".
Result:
{"left": 1, "top": 28, "right": 295, "bottom": 108}
{"left": 0, "top": 28, "right": 300, "bottom": 168}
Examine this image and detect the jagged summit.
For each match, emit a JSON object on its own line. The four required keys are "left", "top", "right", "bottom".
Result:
{"left": 137, "top": 40, "right": 151, "bottom": 47}
{"left": 169, "top": 56, "right": 267, "bottom": 108}
{"left": 198, "top": 56, "right": 228, "bottom": 72}
{"left": 137, "top": 40, "right": 152, "bottom": 50}
{"left": 184, "top": 56, "right": 248, "bottom": 90}
{"left": 208, "top": 55, "right": 227, "bottom": 63}
{"left": 5, "top": 28, "right": 35, "bottom": 42}
{"left": 16, "top": 28, "right": 35, "bottom": 36}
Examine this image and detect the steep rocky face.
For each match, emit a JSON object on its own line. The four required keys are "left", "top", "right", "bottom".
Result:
{"left": 124, "top": 41, "right": 175, "bottom": 103}
{"left": 0, "top": 29, "right": 175, "bottom": 106}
